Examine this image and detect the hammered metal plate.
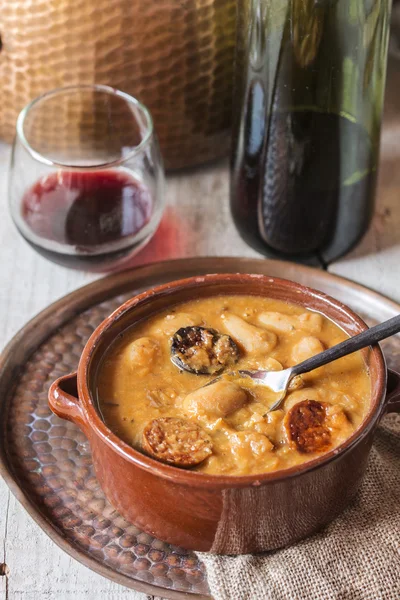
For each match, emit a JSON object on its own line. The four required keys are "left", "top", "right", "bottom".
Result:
{"left": 1, "top": 257, "right": 400, "bottom": 599}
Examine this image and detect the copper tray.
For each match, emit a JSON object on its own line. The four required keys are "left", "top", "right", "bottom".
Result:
{"left": 1, "top": 257, "right": 400, "bottom": 599}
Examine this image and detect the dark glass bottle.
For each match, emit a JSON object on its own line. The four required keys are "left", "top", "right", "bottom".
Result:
{"left": 231, "top": 0, "right": 392, "bottom": 266}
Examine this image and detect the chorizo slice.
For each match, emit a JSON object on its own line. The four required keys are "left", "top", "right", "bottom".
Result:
{"left": 142, "top": 417, "right": 212, "bottom": 467}
{"left": 171, "top": 326, "right": 240, "bottom": 374}
{"left": 284, "top": 399, "right": 332, "bottom": 454}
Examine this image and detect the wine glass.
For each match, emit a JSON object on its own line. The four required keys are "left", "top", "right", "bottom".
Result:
{"left": 9, "top": 85, "right": 165, "bottom": 271}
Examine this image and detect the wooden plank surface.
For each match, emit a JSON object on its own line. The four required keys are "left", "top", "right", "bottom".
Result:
{"left": 1, "top": 56, "right": 399, "bottom": 600}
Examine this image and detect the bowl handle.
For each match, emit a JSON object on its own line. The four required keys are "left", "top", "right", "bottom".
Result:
{"left": 385, "top": 368, "right": 400, "bottom": 414}
{"left": 48, "top": 372, "right": 88, "bottom": 431}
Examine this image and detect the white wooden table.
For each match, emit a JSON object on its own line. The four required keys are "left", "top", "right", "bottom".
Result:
{"left": 1, "top": 56, "right": 400, "bottom": 600}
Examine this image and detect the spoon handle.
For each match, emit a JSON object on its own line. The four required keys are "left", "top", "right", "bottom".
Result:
{"left": 292, "top": 314, "right": 400, "bottom": 377}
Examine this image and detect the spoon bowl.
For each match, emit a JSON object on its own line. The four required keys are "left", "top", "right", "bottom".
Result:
{"left": 238, "top": 368, "right": 295, "bottom": 411}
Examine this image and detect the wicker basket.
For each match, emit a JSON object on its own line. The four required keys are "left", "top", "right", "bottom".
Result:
{"left": 0, "top": 0, "right": 236, "bottom": 170}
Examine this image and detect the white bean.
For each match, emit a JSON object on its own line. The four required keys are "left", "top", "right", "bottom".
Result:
{"left": 127, "top": 337, "right": 160, "bottom": 369}
{"left": 183, "top": 380, "right": 248, "bottom": 418}
{"left": 291, "top": 336, "right": 324, "bottom": 364}
{"left": 284, "top": 387, "right": 321, "bottom": 411}
{"left": 222, "top": 313, "right": 277, "bottom": 353}
{"left": 258, "top": 312, "right": 297, "bottom": 333}
{"left": 297, "top": 312, "right": 323, "bottom": 334}
{"left": 264, "top": 357, "right": 283, "bottom": 371}
{"left": 258, "top": 311, "right": 323, "bottom": 335}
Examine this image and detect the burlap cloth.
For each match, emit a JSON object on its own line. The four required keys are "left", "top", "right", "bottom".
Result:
{"left": 195, "top": 412, "right": 400, "bottom": 600}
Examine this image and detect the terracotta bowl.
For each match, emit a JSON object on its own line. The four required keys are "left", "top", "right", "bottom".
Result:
{"left": 48, "top": 274, "right": 400, "bottom": 554}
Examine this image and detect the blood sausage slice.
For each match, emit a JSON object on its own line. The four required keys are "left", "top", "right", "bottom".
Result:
{"left": 171, "top": 326, "right": 239, "bottom": 375}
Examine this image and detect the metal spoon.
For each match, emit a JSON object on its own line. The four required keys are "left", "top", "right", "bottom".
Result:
{"left": 237, "top": 314, "right": 400, "bottom": 413}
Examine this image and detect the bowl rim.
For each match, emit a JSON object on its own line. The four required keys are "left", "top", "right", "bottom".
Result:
{"left": 77, "top": 273, "right": 387, "bottom": 488}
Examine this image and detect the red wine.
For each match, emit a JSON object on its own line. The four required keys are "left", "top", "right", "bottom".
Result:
{"left": 231, "top": 109, "right": 376, "bottom": 266}
{"left": 231, "top": 0, "right": 389, "bottom": 267}
{"left": 20, "top": 170, "right": 153, "bottom": 269}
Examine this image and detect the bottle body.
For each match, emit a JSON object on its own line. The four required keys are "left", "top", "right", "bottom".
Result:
{"left": 231, "top": 0, "right": 392, "bottom": 266}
